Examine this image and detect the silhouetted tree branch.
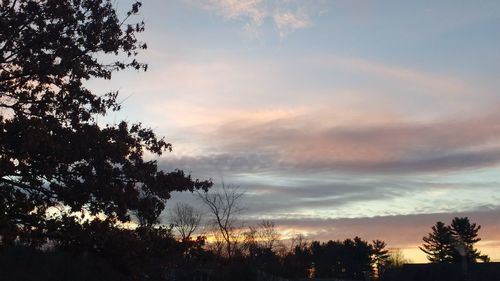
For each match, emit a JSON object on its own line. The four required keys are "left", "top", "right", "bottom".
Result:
{"left": 197, "top": 183, "right": 244, "bottom": 259}
{"left": 0, "top": 0, "right": 211, "bottom": 249}
{"left": 170, "top": 202, "right": 202, "bottom": 241}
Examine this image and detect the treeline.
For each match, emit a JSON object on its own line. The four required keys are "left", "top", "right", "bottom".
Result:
{"left": 0, "top": 220, "right": 394, "bottom": 281}
{"left": 241, "top": 235, "right": 384, "bottom": 279}
{"left": 0, "top": 215, "right": 489, "bottom": 281}
{"left": 162, "top": 184, "right": 399, "bottom": 280}
{"left": 0, "top": 1, "right": 490, "bottom": 281}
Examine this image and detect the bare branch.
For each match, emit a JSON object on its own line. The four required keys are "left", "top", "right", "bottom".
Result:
{"left": 197, "top": 182, "right": 244, "bottom": 258}
{"left": 169, "top": 202, "right": 202, "bottom": 240}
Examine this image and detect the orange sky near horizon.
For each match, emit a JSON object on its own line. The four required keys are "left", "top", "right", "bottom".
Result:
{"left": 87, "top": 1, "right": 500, "bottom": 265}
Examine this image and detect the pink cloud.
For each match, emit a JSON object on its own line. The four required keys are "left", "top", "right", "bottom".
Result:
{"left": 185, "top": 111, "right": 500, "bottom": 174}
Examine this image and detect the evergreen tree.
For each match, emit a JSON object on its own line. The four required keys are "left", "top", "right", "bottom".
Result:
{"left": 308, "top": 237, "right": 373, "bottom": 279}
{"left": 371, "top": 240, "right": 390, "bottom": 277}
{"left": 419, "top": 221, "right": 454, "bottom": 263}
{"left": 450, "top": 217, "right": 489, "bottom": 263}
{"left": 420, "top": 218, "right": 490, "bottom": 264}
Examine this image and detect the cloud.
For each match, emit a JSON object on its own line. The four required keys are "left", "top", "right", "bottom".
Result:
{"left": 245, "top": 208, "right": 500, "bottom": 242}
{"left": 139, "top": 55, "right": 500, "bottom": 224}
{"left": 163, "top": 158, "right": 500, "bottom": 224}
{"left": 313, "top": 55, "right": 470, "bottom": 96}
{"left": 159, "top": 111, "right": 500, "bottom": 228}
{"left": 117, "top": 54, "right": 496, "bottom": 131}
{"left": 203, "top": 0, "right": 266, "bottom": 32}
{"left": 189, "top": 0, "right": 317, "bottom": 36}
{"left": 162, "top": 112, "right": 500, "bottom": 175}
{"left": 273, "top": 8, "right": 311, "bottom": 38}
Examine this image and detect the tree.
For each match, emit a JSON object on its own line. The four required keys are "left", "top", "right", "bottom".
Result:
{"left": 197, "top": 183, "right": 244, "bottom": 258}
{"left": 243, "top": 220, "right": 280, "bottom": 253}
{"left": 350, "top": 237, "right": 373, "bottom": 279}
{"left": 0, "top": 0, "right": 211, "bottom": 247}
{"left": 308, "top": 237, "right": 372, "bottom": 279}
{"left": 258, "top": 220, "right": 281, "bottom": 250}
{"left": 420, "top": 221, "right": 454, "bottom": 263}
{"left": 242, "top": 221, "right": 281, "bottom": 274}
{"left": 170, "top": 202, "right": 202, "bottom": 241}
{"left": 281, "top": 234, "right": 311, "bottom": 279}
{"left": 53, "top": 217, "right": 182, "bottom": 277}
{"left": 386, "top": 248, "right": 411, "bottom": 268}
{"left": 371, "top": 240, "right": 390, "bottom": 278}
{"left": 450, "top": 217, "right": 489, "bottom": 263}
{"left": 419, "top": 218, "right": 490, "bottom": 264}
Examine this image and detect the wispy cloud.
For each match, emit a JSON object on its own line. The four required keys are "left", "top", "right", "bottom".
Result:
{"left": 203, "top": 0, "right": 266, "bottom": 32}
{"left": 273, "top": 8, "right": 311, "bottom": 37}
{"left": 160, "top": 110, "right": 500, "bottom": 225}
{"left": 308, "top": 55, "right": 473, "bottom": 99}
{"left": 162, "top": 112, "right": 500, "bottom": 175}
{"left": 189, "top": 0, "right": 319, "bottom": 36}
{"left": 243, "top": 209, "right": 500, "bottom": 245}
{"left": 122, "top": 54, "right": 494, "bottom": 128}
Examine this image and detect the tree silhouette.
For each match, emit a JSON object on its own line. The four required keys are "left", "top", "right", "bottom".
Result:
{"left": 371, "top": 239, "right": 390, "bottom": 277}
{"left": 257, "top": 220, "right": 281, "bottom": 250}
{"left": 242, "top": 222, "right": 282, "bottom": 275}
{"left": 0, "top": 0, "right": 211, "bottom": 247}
{"left": 307, "top": 237, "right": 373, "bottom": 279}
{"left": 198, "top": 183, "right": 244, "bottom": 259}
{"left": 170, "top": 202, "right": 203, "bottom": 241}
{"left": 450, "top": 217, "right": 489, "bottom": 263}
{"left": 386, "top": 248, "right": 411, "bottom": 267}
{"left": 420, "top": 221, "right": 454, "bottom": 263}
{"left": 282, "top": 234, "right": 311, "bottom": 278}
{"left": 420, "top": 218, "right": 489, "bottom": 264}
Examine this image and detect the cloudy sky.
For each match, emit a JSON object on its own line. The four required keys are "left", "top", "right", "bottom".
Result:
{"left": 92, "top": 0, "right": 500, "bottom": 262}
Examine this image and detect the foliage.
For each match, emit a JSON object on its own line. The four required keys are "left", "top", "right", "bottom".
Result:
{"left": 281, "top": 235, "right": 311, "bottom": 279}
{"left": 420, "top": 217, "right": 489, "bottom": 264}
{"left": 51, "top": 217, "right": 182, "bottom": 277}
{"left": 372, "top": 239, "right": 390, "bottom": 277}
{"left": 0, "top": 245, "right": 129, "bottom": 281}
{"left": 450, "top": 217, "right": 490, "bottom": 263}
{"left": 242, "top": 221, "right": 283, "bottom": 275}
{"left": 0, "top": 0, "right": 211, "bottom": 248}
{"left": 420, "top": 221, "right": 455, "bottom": 263}
{"left": 286, "top": 237, "right": 373, "bottom": 280}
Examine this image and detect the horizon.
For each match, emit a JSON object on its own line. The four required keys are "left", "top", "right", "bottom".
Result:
{"left": 88, "top": 0, "right": 500, "bottom": 263}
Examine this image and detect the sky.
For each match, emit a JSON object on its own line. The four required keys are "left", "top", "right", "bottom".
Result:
{"left": 91, "top": 0, "right": 500, "bottom": 262}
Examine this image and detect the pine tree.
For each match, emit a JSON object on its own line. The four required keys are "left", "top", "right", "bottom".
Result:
{"left": 371, "top": 240, "right": 390, "bottom": 277}
{"left": 419, "top": 221, "right": 454, "bottom": 263}
{"left": 420, "top": 218, "right": 490, "bottom": 264}
{"left": 450, "top": 217, "right": 489, "bottom": 263}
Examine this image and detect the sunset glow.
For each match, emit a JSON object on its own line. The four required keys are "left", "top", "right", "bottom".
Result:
{"left": 92, "top": 0, "right": 500, "bottom": 263}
